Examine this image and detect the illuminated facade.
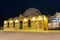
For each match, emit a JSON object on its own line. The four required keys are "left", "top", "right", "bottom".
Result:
{"left": 4, "top": 15, "right": 48, "bottom": 31}
{"left": 3, "top": 8, "right": 60, "bottom": 31}
{"left": 4, "top": 8, "right": 48, "bottom": 31}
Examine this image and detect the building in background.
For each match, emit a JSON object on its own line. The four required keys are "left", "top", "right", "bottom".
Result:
{"left": 4, "top": 8, "right": 60, "bottom": 31}
{"left": 48, "top": 12, "right": 60, "bottom": 30}
{"left": 4, "top": 8, "right": 48, "bottom": 31}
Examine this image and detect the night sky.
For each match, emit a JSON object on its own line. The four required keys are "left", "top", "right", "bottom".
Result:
{"left": 0, "top": 0, "right": 60, "bottom": 26}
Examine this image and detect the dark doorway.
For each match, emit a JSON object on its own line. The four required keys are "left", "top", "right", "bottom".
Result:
{"left": 20, "top": 21, "right": 23, "bottom": 29}
{"left": 28, "top": 20, "right": 31, "bottom": 28}
{"left": 13, "top": 22, "right": 15, "bottom": 28}
{"left": 7, "top": 22, "right": 9, "bottom": 28}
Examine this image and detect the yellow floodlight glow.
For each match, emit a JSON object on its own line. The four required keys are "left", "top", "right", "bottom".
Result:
{"left": 15, "top": 19, "right": 19, "bottom": 23}
{"left": 9, "top": 20, "right": 13, "bottom": 23}
{"left": 38, "top": 16, "right": 42, "bottom": 20}
{"left": 44, "top": 16, "right": 47, "bottom": 21}
{"left": 4, "top": 21, "right": 7, "bottom": 23}
{"left": 23, "top": 18, "right": 28, "bottom": 22}
{"left": 32, "top": 17, "right": 36, "bottom": 21}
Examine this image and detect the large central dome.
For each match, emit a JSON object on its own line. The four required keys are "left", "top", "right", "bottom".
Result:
{"left": 23, "top": 8, "right": 41, "bottom": 17}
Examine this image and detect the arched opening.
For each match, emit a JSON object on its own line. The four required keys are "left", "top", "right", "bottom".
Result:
{"left": 28, "top": 20, "right": 31, "bottom": 28}
{"left": 20, "top": 21, "right": 23, "bottom": 29}
{"left": 7, "top": 22, "right": 9, "bottom": 28}
{"left": 13, "top": 22, "right": 15, "bottom": 28}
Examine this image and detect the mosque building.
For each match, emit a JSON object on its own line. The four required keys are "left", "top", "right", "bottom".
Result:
{"left": 4, "top": 8, "right": 48, "bottom": 31}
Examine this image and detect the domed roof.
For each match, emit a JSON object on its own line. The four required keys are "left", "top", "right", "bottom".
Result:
{"left": 23, "top": 8, "right": 41, "bottom": 17}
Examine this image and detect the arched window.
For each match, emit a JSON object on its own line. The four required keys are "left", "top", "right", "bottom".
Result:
{"left": 20, "top": 21, "right": 23, "bottom": 29}
{"left": 28, "top": 20, "right": 31, "bottom": 28}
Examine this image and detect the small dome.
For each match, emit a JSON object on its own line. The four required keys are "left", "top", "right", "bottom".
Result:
{"left": 23, "top": 8, "right": 41, "bottom": 17}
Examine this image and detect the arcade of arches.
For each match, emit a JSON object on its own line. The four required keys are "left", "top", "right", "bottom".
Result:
{"left": 4, "top": 8, "right": 48, "bottom": 31}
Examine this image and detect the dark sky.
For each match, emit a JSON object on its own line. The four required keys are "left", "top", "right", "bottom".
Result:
{"left": 0, "top": 0, "right": 60, "bottom": 26}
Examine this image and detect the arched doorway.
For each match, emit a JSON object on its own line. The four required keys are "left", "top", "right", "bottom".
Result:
{"left": 20, "top": 21, "right": 23, "bottom": 29}
{"left": 28, "top": 20, "right": 31, "bottom": 28}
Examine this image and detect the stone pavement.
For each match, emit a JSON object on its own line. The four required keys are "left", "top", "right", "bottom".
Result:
{"left": 0, "top": 32, "right": 60, "bottom": 40}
